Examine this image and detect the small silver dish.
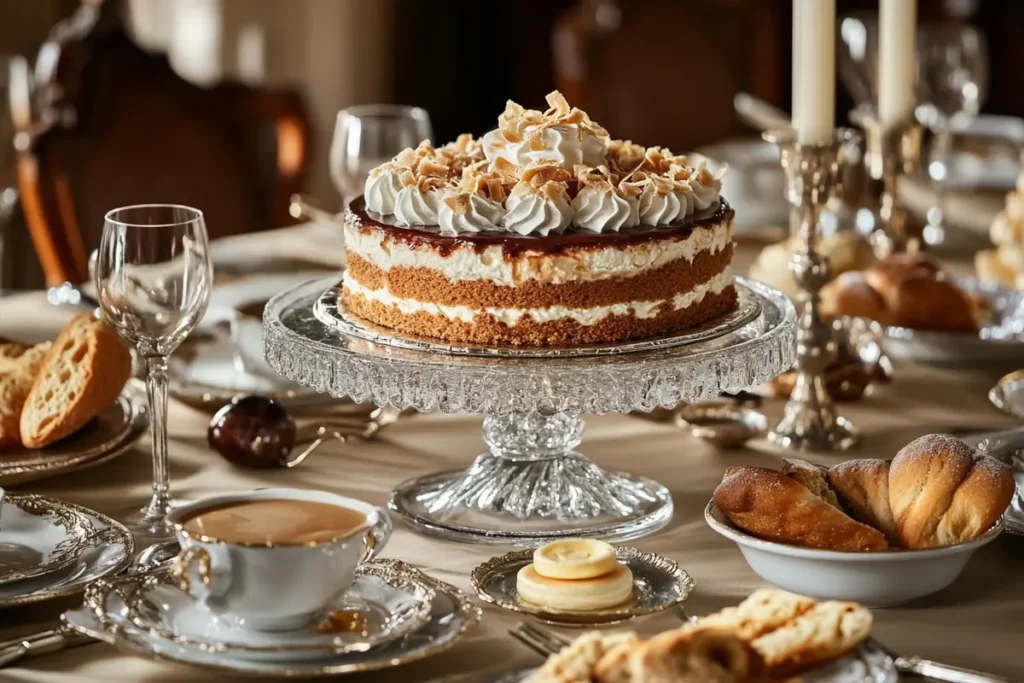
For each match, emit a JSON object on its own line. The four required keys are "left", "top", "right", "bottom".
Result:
{"left": 989, "top": 369, "right": 1024, "bottom": 420}
{"left": 470, "top": 547, "right": 694, "bottom": 627}
{"left": 676, "top": 401, "right": 768, "bottom": 449}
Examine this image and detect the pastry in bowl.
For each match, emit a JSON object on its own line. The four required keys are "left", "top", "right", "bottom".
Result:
{"left": 748, "top": 231, "right": 875, "bottom": 300}
{"left": 707, "top": 435, "right": 1014, "bottom": 605}
{"left": 820, "top": 252, "right": 990, "bottom": 333}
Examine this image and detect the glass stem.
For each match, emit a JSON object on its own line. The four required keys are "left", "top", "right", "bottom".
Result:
{"left": 143, "top": 355, "right": 172, "bottom": 520}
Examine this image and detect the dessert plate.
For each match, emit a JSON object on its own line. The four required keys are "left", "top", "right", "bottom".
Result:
{"left": 492, "top": 641, "right": 897, "bottom": 683}
{"left": 109, "top": 565, "right": 435, "bottom": 661}
{"left": 314, "top": 280, "right": 764, "bottom": 359}
{"left": 0, "top": 493, "right": 95, "bottom": 585}
{"left": 471, "top": 547, "right": 695, "bottom": 626}
{"left": 0, "top": 500, "right": 132, "bottom": 608}
{"left": 0, "top": 393, "right": 144, "bottom": 487}
{"left": 881, "top": 278, "right": 1024, "bottom": 365}
{"left": 63, "top": 559, "right": 482, "bottom": 676}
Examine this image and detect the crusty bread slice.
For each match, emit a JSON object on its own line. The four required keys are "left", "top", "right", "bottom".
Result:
{"left": 629, "top": 626, "right": 764, "bottom": 683}
{"left": 750, "top": 600, "right": 873, "bottom": 676}
{"left": 0, "top": 343, "right": 52, "bottom": 451}
{"left": 780, "top": 458, "right": 842, "bottom": 510}
{"left": 697, "top": 588, "right": 816, "bottom": 642}
{"left": 19, "top": 314, "right": 131, "bottom": 449}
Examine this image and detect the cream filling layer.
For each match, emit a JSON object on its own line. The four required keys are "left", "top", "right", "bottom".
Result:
{"left": 343, "top": 270, "right": 733, "bottom": 327}
{"left": 344, "top": 220, "right": 731, "bottom": 287}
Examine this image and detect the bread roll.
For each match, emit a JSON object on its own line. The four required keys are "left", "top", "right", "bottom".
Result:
{"left": 631, "top": 627, "right": 764, "bottom": 683}
{"left": 827, "top": 459, "right": 899, "bottom": 545}
{"left": 889, "top": 434, "right": 1016, "bottom": 548}
{"left": 531, "top": 631, "right": 638, "bottom": 683}
{"left": 697, "top": 588, "right": 816, "bottom": 641}
{"left": 751, "top": 601, "right": 872, "bottom": 676}
{"left": 0, "top": 343, "right": 52, "bottom": 451}
{"left": 975, "top": 248, "right": 1018, "bottom": 288}
{"left": 779, "top": 458, "right": 841, "bottom": 510}
{"left": 20, "top": 315, "right": 132, "bottom": 449}
{"left": 714, "top": 466, "right": 889, "bottom": 551}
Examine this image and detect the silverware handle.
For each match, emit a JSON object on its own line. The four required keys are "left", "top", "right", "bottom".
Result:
{"left": 900, "top": 657, "right": 1014, "bottom": 683}
{"left": 733, "top": 92, "right": 792, "bottom": 132}
{"left": 0, "top": 628, "right": 90, "bottom": 668}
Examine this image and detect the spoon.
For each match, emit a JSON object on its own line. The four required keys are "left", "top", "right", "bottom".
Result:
{"left": 207, "top": 395, "right": 403, "bottom": 468}
{"left": 733, "top": 92, "right": 793, "bottom": 133}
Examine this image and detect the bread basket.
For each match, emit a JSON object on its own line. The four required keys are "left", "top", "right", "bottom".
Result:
{"left": 705, "top": 500, "right": 1003, "bottom": 607}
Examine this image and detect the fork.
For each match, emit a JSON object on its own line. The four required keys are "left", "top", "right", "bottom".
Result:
{"left": 512, "top": 611, "right": 1012, "bottom": 683}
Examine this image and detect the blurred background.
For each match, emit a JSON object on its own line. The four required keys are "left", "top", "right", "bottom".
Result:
{"left": 3, "top": 0, "right": 1024, "bottom": 290}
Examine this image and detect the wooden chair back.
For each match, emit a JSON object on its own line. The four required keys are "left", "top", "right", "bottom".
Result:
{"left": 14, "top": 0, "right": 310, "bottom": 286}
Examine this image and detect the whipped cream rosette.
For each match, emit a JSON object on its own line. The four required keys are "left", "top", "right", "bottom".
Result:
{"left": 571, "top": 165, "right": 640, "bottom": 233}
{"left": 502, "top": 163, "right": 574, "bottom": 236}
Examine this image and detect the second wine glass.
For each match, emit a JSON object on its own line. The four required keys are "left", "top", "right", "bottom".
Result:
{"left": 95, "top": 204, "right": 213, "bottom": 540}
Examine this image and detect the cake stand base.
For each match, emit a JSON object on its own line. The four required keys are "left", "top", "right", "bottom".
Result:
{"left": 388, "top": 413, "right": 673, "bottom": 546}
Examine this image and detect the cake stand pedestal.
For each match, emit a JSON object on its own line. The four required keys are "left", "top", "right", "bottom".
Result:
{"left": 263, "top": 276, "right": 796, "bottom": 546}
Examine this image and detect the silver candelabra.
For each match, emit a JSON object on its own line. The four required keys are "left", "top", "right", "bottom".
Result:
{"left": 764, "top": 128, "right": 863, "bottom": 452}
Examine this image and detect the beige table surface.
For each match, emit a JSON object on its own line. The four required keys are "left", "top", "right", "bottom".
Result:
{"left": 1, "top": 223, "right": 1023, "bottom": 682}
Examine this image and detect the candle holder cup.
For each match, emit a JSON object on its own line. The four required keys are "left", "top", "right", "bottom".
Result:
{"left": 763, "top": 128, "right": 862, "bottom": 453}
{"left": 852, "top": 106, "right": 924, "bottom": 257}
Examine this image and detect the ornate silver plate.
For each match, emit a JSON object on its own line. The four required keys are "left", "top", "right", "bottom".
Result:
{"left": 471, "top": 547, "right": 695, "bottom": 626}
{"left": 264, "top": 275, "right": 796, "bottom": 545}
{"left": 989, "top": 369, "right": 1024, "bottom": 420}
{"left": 0, "top": 499, "right": 132, "bottom": 607}
{"left": 63, "top": 559, "right": 481, "bottom": 676}
{"left": 313, "top": 281, "right": 763, "bottom": 358}
{"left": 883, "top": 277, "right": 1024, "bottom": 365}
{"left": 961, "top": 429, "right": 1024, "bottom": 537}
{"left": 103, "top": 564, "right": 435, "bottom": 659}
{"left": 0, "top": 494, "right": 95, "bottom": 585}
{"left": 492, "top": 641, "right": 896, "bottom": 683}
{"left": 0, "top": 393, "right": 145, "bottom": 487}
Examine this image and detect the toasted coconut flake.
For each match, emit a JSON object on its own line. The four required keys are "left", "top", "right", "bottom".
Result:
{"left": 608, "top": 139, "right": 646, "bottom": 173}
{"left": 575, "top": 165, "right": 615, "bottom": 194}
{"left": 545, "top": 90, "right": 571, "bottom": 117}
{"left": 486, "top": 178, "right": 509, "bottom": 203}
{"left": 521, "top": 163, "right": 572, "bottom": 187}
{"left": 444, "top": 193, "right": 472, "bottom": 216}
{"left": 526, "top": 129, "right": 547, "bottom": 152}
{"left": 418, "top": 158, "right": 449, "bottom": 178}
{"left": 491, "top": 157, "right": 521, "bottom": 181}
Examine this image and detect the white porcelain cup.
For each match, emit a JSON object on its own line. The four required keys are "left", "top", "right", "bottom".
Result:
{"left": 167, "top": 488, "right": 391, "bottom": 632}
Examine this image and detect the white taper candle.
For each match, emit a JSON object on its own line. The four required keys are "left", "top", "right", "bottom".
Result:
{"left": 879, "top": 0, "right": 917, "bottom": 127}
{"left": 792, "top": 0, "right": 836, "bottom": 143}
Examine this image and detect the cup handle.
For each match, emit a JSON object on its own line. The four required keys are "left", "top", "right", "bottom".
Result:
{"left": 174, "top": 546, "right": 231, "bottom": 603}
{"left": 361, "top": 508, "right": 392, "bottom": 562}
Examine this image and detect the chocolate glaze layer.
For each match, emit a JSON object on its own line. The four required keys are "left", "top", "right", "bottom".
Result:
{"left": 345, "top": 196, "right": 734, "bottom": 258}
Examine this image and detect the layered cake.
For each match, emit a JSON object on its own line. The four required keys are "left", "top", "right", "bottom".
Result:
{"left": 343, "top": 91, "right": 736, "bottom": 346}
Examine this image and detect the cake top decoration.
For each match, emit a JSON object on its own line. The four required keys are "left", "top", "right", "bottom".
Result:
{"left": 362, "top": 91, "right": 726, "bottom": 237}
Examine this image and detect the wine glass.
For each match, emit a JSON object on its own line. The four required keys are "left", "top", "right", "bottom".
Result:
{"left": 95, "top": 205, "right": 213, "bottom": 540}
{"left": 329, "top": 104, "right": 432, "bottom": 209}
{"left": 916, "top": 24, "right": 989, "bottom": 246}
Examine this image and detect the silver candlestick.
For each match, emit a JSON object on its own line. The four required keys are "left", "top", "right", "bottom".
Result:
{"left": 764, "top": 128, "right": 862, "bottom": 452}
{"left": 853, "top": 107, "right": 924, "bottom": 257}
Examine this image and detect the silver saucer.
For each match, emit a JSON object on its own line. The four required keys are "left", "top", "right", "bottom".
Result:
{"left": 0, "top": 501, "right": 133, "bottom": 608}
{"left": 493, "top": 640, "right": 896, "bottom": 683}
{"left": 0, "top": 393, "right": 145, "bottom": 487}
{"left": 63, "top": 559, "right": 481, "bottom": 676}
{"left": 471, "top": 547, "right": 695, "bottom": 627}
{"left": 101, "top": 563, "right": 435, "bottom": 660}
{"left": 0, "top": 494, "right": 95, "bottom": 585}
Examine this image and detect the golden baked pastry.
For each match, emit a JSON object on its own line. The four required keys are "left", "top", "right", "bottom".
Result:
{"left": 531, "top": 631, "right": 639, "bottom": 683}
{"left": 821, "top": 252, "right": 988, "bottom": 333}
{"left": 827, "top": 459, "right": 899, "bottom": 545}
{"left": 779, "top": 458, "right": 841, "bottom": 510}
{"left": 750, "top": 600, "right": 872, "bottom": 676}
{"left": 0, "top": 342, "right": 52, "bottom": 451}
{"left": 20, "top": 314, "right": 132, "bottom": 449}
{"left": 714, "top": 466, "right": 889, "bottom": 551}
{"left": 632, "top": 626, "right": 764, "bottom": 683}
{"left": 889, "top": 434, "right": 1016, "bottom": 549}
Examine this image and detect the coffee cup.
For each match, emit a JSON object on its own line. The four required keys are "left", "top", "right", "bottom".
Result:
{"left": 167, "top": 488, "right": 391, "bottom": 632}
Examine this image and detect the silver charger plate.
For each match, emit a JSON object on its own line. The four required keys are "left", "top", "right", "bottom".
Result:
{"left": 0, "top": 494, "right": 95, "bottom": 585}
{"left": 471, "top": 547, "right": 695, "bottom": 626}
{"left": 313, "top": 280, "right": 763, "bottom": 359}
{"left": 989, "top": 369, "right": 1024, "bottom": 420}
{"left": 492, "top": 641, "right": 896, "bottom": 683}
{"left": 107, "top": 564, "right": 435, "bottom": 660}
{"left": 63, "top": 558, "right": 481, "bottom": 676}
{"left": 881, "top": 278, "right": 1024, "bottom": 365}
{"left": 0, "top": 393, "right": 145, "bottom": 486}
{"left": 0, "top": 500, "right": 133, "bottom": 608}
{"left": 961, "top": 429, "right": 1024, "bottom": 537}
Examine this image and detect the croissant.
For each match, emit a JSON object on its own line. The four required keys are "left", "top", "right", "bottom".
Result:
{"left": 827, "top": 459, "right": 899, "bottom": 545}
{"left": 889, "top": 434, "right": 1016, "bottom": 549}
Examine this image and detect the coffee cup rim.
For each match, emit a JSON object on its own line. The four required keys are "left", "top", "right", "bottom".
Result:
{"left": 166, "top": 488, "right": 379, "bottom": 548}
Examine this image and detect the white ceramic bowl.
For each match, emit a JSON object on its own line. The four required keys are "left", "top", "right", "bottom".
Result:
{"left": 705, "top": 500, "right": 1002, "bottom": 607}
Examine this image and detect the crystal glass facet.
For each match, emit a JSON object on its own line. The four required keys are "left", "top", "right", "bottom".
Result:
{"left": 263, "top": 276, "right": 796, "bottom": 545}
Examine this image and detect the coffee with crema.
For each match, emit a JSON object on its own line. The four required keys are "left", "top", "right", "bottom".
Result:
{"left": 180, "top": 499, "right": 367, "bottom": 544}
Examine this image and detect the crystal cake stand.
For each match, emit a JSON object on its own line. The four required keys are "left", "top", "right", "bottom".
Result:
{"left": 264, "top": 275, "right": 796, "bottom": 545}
